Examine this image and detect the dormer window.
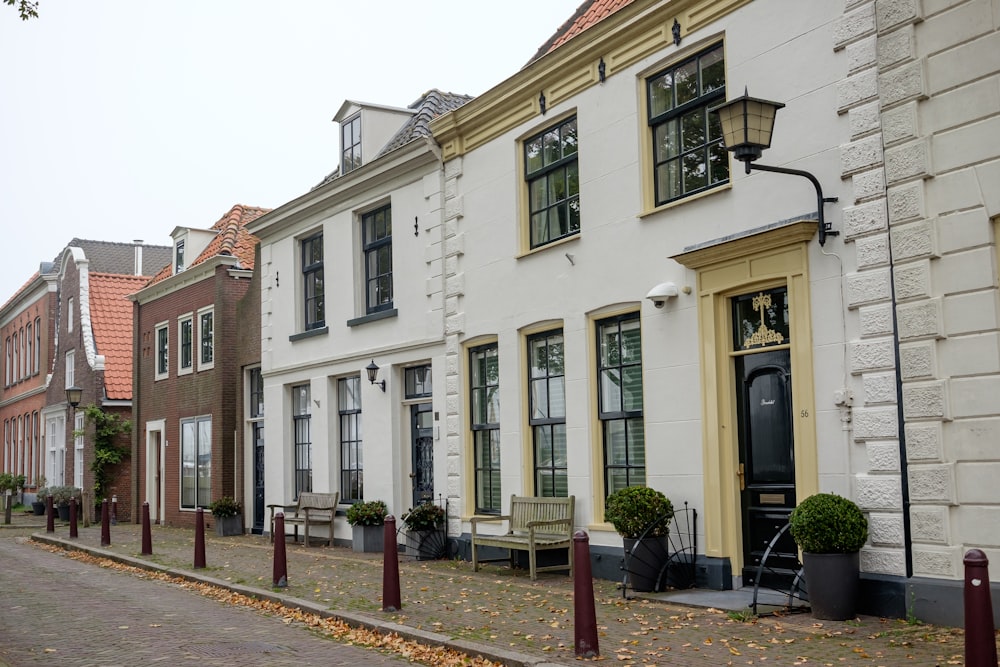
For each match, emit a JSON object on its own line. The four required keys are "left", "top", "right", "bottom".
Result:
{"left": 175, "top": 240, "right": 186, "bottom": 273}
{"left": 341, "top": 114, "right": 361, "bottom": 174}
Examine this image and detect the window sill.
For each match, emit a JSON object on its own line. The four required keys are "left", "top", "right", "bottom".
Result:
{"left": 347, "top": 308, "right": 398, "bottom": 327}
{"left": 289, "top": 326, "right": 328, "bottom": 342}
{"left": 639, "top": 180, "right": 731, "bottom": 218}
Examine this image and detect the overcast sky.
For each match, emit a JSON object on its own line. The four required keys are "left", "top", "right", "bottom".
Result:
{"left": 0, "top": 1, "right": 581, "bottom": 302}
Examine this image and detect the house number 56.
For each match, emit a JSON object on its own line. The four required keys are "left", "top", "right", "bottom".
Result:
{"left": 800, "top": 409, "right": 809, "bottom": 418}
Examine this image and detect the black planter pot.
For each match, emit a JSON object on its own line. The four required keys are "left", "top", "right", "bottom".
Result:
{"left": 802, "top": 551, "right": 860, "bottom": 620}
{"left": 32, "top": 501, "right": 46, "bottom": 516}
{"left": 623, "top": 536, "right": 671, "bottom": 592}
{"left": 57, "top": 504, "right": 70, "bottom": 521}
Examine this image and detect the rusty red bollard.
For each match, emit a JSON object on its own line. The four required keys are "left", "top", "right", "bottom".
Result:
{"left": 272, "top": 512, "right": 288, "bottom": 587}
{"left": 45, "top": 494, "right": 54, "bottom": 533}
{"left": 69, "top": 496, "right": 78, "bottom": 538}
{"left": 382, "top": 515, "right": 401, "bottom": 611}
{"left": 141, "top": 502, "right": 152, "bottom": 556}
{"left": 964, "top": 549, "right": 998, "bottom": 667}
{"left": 194, "top": 507, "right": 206, "bottom": 569}
{"left": 100, "top": 498, "right": 111, "bottom": 547}
{"left": 573, "top": 530, "right": 600, "bottom": 658}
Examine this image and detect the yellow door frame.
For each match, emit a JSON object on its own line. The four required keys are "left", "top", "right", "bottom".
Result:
{"left": 672, "top": 221, "right": 820, "bottom": 572}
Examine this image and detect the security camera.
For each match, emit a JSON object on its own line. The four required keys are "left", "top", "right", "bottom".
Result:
{"left": 646, "top": 281, "right": 679, "bottom": 308}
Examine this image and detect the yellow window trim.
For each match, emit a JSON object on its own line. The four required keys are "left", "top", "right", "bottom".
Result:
{"left": 461, "top": 335, "right": 499, "bottom": 521}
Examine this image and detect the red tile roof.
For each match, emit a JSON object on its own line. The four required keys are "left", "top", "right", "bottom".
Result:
{"left": 147, "top": 204, "right": 270, "bottom": 286}
{"left": 89, "top": 273, "right": 149, "bottom": 400}
{"left": 529, "top": 0, "right": 636, "bottom": 62}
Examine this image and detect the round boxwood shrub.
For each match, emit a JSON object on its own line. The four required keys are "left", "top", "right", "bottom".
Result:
{"left": 604, "top": 486, "right": 674, "bottom": 539}
{"left": 789, "top": 493, "right": 868, "bottom": 554}
{"left": 345, "top": 499, "right": 389, "bottom": 527}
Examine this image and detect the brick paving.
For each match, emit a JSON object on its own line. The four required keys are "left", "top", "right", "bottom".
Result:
{"left": 3, "top": 513, "right": 991, "bottom": 666}
{"left": 0, "top": 525, "right": 410, "bottom": 667}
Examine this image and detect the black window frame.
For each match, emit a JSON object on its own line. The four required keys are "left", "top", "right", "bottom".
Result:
{"left": 528, "top": 330, "right": 568, "bottom": 497}
{"left": 647, "top": 43, "right": 728, "bottom": 206}
{"left": 301, "top": 233, "right": 325, "bottom": 331}
{"left": 199, "top": 310, "right": 214, "bottom": 366}
{"left": 341, "top": 114, "right": 361, "bottom": 174}
{"left": 338, "top": 376, "right": 363, "bottom": 504}
{"left": 362, "top": 205, "right": 393, "bottom": 315}
{"left": 470, "top": 343, "right": 501, "bottom": 514}
{"left": 292, "top": 384, "right": 312, "bottom": 497}
{"left": 596, "top": 312, "right": 646, "bottom": 497}
{"left": 524, "top": 116, "right": 580, "bottom": 249}
{"left": 179, "top": 316, "right": 193, "bottom": 371}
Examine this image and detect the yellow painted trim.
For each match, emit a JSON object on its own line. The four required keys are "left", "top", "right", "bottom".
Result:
{"left": 461, "top": 335, "right": 499, "bottom": 520}
{"left": 430, "top": 0, "right": 753, "bottom": 160}
{"left": 671, "top": 222, "right": 817, "bottom": 571}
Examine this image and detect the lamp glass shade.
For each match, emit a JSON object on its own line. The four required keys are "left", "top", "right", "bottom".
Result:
{"left": 65, "top": 385, "right": 83, "bottom": 407}
{"left": 711, "top": 94, "right": 784, "bottom": 159}
{"left": 365, "top": 360, "right": 379, "bottom": 385}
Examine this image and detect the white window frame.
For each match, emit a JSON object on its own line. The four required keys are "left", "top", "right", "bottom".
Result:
{"left": 155, "top": 321, "right": 169, "bottom": 381}
{"left": 180, "top": 415, "right": 212, "bottom": 509}
{"left": 177, "top": 313, "right": 194, "bottom": 375}
{"left": 67, "top": 297, "right": 74, "bottom": 333}
{"left": 197, "top": 306, "right": 215, "bottom": 371}
{"left": 74, "top": 411, "right": 84, "bottom": 490}
{"left": 65, "top": 350, "right": 75, "bottom": 390}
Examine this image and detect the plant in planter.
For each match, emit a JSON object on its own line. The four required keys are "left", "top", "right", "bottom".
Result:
{"left": 49, "top": 486, "right": 82, "bottom": 521}
{"left": 32, "top": 476, "right": 47, "bottom": 515}
{"left": 401, "top": 502, "right": 447, "bottom": 560}
{"left": 604, "top": 485, "right": 675, "bottom": 592}
{"left": 789, "top": 493, "right": 868, "bottom": 621}
{"left": 346, "top": 499, "right": 388, "bottom": 553}
{"left": 209, "top": 496, "right": 243, "bottom": 536}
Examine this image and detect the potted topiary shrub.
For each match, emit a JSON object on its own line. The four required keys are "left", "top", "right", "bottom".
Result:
{"left": 31, "top": 476, "right": 47, "bottom": 515}
{"left": 346, "top": 499, "right": 388, "bottom": 553}
{"left": 50, "top": 486, "right": 82, "bottom": 521}
{"left": 604, "top": 485, "right": 674, "bottom": 592}
{"left": 789, "top": 493, "right": 869, "bottom": 621}
{"left": 401, "top": 502, "right": 447, "bottom": 560}
{"left": 209, "top": 496, "right": 244, "bottom": 536}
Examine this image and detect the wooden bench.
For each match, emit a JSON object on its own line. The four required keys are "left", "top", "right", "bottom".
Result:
{"left": 471, "top": 495, "right": 575, "bottom": 580}
{"left": 267, "top": 491, "right": 339, "bottom": 547}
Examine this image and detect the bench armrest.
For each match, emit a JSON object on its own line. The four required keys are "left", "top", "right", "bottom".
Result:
{"left": 526, "top": 517, "right": 572, "bottom": 530}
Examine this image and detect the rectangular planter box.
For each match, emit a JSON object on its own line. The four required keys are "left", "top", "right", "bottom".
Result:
{"left": 352, "top": 524, "right": 385, "bottom": 552}
{"left": 215, "top": 515, "right": 244, "bottom": 537}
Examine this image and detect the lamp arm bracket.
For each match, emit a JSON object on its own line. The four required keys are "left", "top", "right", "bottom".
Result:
{"left": 747, "top": 162, "right": 839, "bottom": 246}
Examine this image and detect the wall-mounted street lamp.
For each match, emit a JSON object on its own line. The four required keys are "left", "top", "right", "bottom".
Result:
{"left": 710, "top": 90, "right": 839, "bottom": 246}
{"left": 366, "top": 360, "right": 386, "bottom": 392}
{"left": 65, "top": 385, "right": 82, "bottom": 408}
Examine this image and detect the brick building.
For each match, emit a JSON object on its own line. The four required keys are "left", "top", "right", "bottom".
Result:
{"left": 130, "top": 204, "right": 267, "bottom": 529}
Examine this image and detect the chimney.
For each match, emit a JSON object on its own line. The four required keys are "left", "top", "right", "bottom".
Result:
{"left": 133, "top": 240, "right": 143, "bottom": 276}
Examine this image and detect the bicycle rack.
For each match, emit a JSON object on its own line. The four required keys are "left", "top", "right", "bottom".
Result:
{"left": 621, "top": 503, "right": 697, "bottom": 599}
{"left": 749, "top": 522, "right": 810, "bottom": 616}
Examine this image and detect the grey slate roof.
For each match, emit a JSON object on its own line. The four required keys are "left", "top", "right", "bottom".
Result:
{"left": 314, "top": 89, "right": 472, "bottom": 189}
{"left": 53, "top": 239, "right": 173, "bottom": 277}
{"left": 376, "top": 89, "right": 473, "bottom": 157}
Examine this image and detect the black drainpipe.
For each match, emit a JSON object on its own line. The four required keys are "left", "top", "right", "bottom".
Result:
{"left": 885, "top": 202, "right": 913, "bottom": 580}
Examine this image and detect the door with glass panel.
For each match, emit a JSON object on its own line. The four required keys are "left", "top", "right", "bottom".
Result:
{"left": 732, "top": 288, "right": 797, "bottom": 585}
{"left": 406, "top": 366, "right": 433, "bottom": 508}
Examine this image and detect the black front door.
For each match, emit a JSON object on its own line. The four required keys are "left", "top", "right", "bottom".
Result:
{"left": 252, "top": 422, "right": 265, "bottom": 534}
{"left": 410, "top": 403, "right": 434, "bottom": 507}
{"left": 736, "top": 348, "right": 797, "bottom": 585}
